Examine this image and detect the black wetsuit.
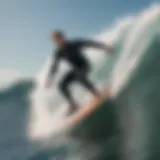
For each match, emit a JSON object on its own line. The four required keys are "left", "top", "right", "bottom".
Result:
{"left": 49, "top": 39, "right": 106, "bottom": 107}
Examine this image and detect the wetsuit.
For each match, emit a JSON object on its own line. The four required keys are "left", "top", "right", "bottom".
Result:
{"left": 49, "top": 39, "right": 107, "bottom": 107}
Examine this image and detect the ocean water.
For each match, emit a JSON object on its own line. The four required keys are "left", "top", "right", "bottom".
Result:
{"left": 0, "top": 4, "right": 160, "bottom": 160}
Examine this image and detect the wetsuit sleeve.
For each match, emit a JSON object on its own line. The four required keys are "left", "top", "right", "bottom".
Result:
{"left": 76, "top": 39, "right": 107, "bottom": 50}
{"left": 48, "top": 50, "right": 61, "bottom": 79}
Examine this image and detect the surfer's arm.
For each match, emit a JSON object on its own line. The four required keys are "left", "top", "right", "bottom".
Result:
{"left": 45, "top": 51, "right": 60, "bottom": 88}
{"left": 48, "top": 58, "right": 59, "bottom": 79}
{"left": 77, "top": 39, "right": 113, "bottom": 53}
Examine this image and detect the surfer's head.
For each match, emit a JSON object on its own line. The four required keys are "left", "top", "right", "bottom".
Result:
{"left": 52, "top": 30, "right": 67, "bottom": 47}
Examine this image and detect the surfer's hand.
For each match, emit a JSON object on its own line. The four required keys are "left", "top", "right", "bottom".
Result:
{"left": 106, "top": 46, "right": 113, "bottom": 54}
{"left": 45, "top": 79, "right": 53, "bottom": 89}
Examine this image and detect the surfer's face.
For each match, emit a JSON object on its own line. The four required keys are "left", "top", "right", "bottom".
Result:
{"left": 52, "top": 32, "right": 67, "bottom": 47}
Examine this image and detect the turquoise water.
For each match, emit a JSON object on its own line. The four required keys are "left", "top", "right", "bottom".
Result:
{"left": 0, "top": 5, "right": 160, "bottom": 160}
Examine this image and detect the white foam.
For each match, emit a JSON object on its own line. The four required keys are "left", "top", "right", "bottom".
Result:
{"left": 112, "top": 4, "right": 160, "bottom": 96}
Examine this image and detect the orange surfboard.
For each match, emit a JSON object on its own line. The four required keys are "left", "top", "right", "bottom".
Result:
{"left": 66, "top": 86, "right": 111, "bottom": 127}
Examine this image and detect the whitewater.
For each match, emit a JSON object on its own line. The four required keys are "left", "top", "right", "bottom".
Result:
{"left": 0, "top": 4, "right": 160, "bottom": 160}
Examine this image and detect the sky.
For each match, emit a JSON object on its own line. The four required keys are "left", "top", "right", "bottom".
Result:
{"left": 0, "top": 0, "right": 156, "bottom": 77}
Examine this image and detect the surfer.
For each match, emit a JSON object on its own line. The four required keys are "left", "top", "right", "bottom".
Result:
{"left": 45, "top": 30, "right": 113, "bottom": 115}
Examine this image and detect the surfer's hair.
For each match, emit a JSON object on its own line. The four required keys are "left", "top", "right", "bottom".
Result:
{"left": 53, "top": 30, "right": 65, "bottom": 38}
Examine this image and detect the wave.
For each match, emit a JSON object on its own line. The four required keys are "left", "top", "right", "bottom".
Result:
{"left": 27, "top": 4, "right": 160, "bottom": 160}
{"left": 28, "top": 2, "right": 160, "bottom": 141}
{"left": 0, "top": 4, "right": 160, "bottom": 160}
{"left": 0, "top": 80, "right": 33, "bottom": 105}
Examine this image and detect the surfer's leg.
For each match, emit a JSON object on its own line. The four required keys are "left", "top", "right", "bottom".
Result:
{"left": 78, "top": 69, "right": 100, "bottom": 97}
{"left": 81, "top": 77, "right": 100, "bottom": 97}
{"left": 59, "top": 71, "right": 78, "bottom": 109}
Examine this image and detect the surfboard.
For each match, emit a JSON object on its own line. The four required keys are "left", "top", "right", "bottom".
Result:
{"left": 66, "top": 85, "right": 111, "bottom": 128}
